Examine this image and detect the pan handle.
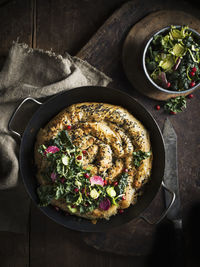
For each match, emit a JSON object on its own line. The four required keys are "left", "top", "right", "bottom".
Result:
{"left": 8, "top": 97, "right": 42, "bottom": 140}
{"left": 140, "top": 181, "right": 176, "bottom": 224}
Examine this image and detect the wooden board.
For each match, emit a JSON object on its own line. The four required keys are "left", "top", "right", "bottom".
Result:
{"left": 76, "top": 0, "right": 200, "bottom": 256}
{"left": 33, "top": 0, "right": 127, "bottom": 54}
{"left": 28, "top": 0, "right": 200, "bottom": 260}
{"left": 0, "top": 0, "right": 200, "bottom": 265}
{"left": 0, "top": 0, "right": 32, "bottom": 266}
{"left": 0, "top": 0, "right": 33, "bottom": 69}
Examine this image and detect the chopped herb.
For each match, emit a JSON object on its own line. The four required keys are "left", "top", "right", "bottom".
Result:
{"left": 164, "top": 96, "right": 186, "bottom": 113}
{"left": 38, "top": 144, "right": 46, "bottom": 154}
{"left": 37, "top": 185, "right": 56, "bottom": 207}
{"left": 116, "top": 172, "right": 128, "bottom": 195}
{"left": 133, "top": 150, "right": 151, "bottom": 168}
{"left": 37, "top": 130, "right": 129, "bottom": 214}
{"left": 54, "top": 130, "right": 73, "bottom": 148}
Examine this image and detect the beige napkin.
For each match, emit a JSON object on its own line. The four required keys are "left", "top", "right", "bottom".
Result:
{"left": 0, "top": 42, "right": 111, "bottom": 233}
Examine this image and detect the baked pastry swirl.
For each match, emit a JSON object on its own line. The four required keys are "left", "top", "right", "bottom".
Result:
{"left": 35, "top": 102, "right": 152, "bottom": 221}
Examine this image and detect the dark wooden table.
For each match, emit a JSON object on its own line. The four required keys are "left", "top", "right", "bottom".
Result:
{"left": 1, "top": 0, "right": 200, "bottom": 266}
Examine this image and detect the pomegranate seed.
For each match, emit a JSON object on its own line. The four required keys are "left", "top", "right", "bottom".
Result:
{"left": 167, "top": 82, "right": 171, "bottom": 88}
{"left": 77, "top": 155, "right": 82, "bottom": 160}
{"left": 187, "top": 94, "right": 194, "bottom": 99}
{"left": 123, "top": 168, "right": 128, "bottom": 173}
{"left": 122, "top": 195, "right": 126, "bottom": 200}
{"left": 155, "top": 105, "right": 161, "bottom": 110}
{"left": 81, "top": 188, "right": 85, "bottom": 194}
{"left": 84, "top": 173, "right": 90, "bottom": 179}
{"left": 71, "top": 205, "right": 76, "bottom": 208}
{"left": 60, "top": 178, "right": 65, "bottom": 184}
{"left": 170, "top": 111, "right": 176, "bottom": 115}
{"left": 190, "top": 81, "right": 196, "bottom": 87}
{"left": 190, "top": 71, "right": 195, "bottom": 77}
{"left": 66, "top": 125, "right": 71, "bottom": 130}
{"left": 118, "top": 209, "right": 124, "bottom": 214}
{"left": 192, "top": 67, "right": 197, "bottom": 72}
{"left": 113, "top": 181, "right": 118, "bottom": 186}
{"left": 82, "top": 150, "right": 87, "bottom": 155}
{"left": 74, "top": 188, "right": 79, "bottom": 193}
{"left": 104, "top": 180, "right": 107, "bottom": 185}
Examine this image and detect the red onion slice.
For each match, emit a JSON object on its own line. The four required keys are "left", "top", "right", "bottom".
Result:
{"left": 45, "top": 146, "right": 60, "bottom": 155}
{"left": 174, "top": 57, "right": 181, "bottom": 71}
{"left": 90, "top": 176, "right": 104, "bottom": 187}
{"left": 158, "top": 72, "right": 169, "bottom": 88}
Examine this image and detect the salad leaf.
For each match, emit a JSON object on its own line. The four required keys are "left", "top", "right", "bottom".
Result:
{"left": 159, "top": 54, "right": 175, "bottom": 71}
{"left": 157, "top": 72, "right": 169, "bottom": 88}
{"left": 170, "top": 43, "right": 186, "bottom": 57}
{"left": 116, "top": 172, "right": 129, "bottom": 195}
{"left": 37, "top": 185, "right": 56, "bottom": 206}
{"left": 54, "top": 130, "right": 74, "bottom": 148}
{"left": 106, "top": 186, "right": 116, "bottom": 198}
{"left": 164, "top": 96, "right": 187, "bottom": 113}
{"left": 90, "top": 188, "right": 100, "bottom": 199}
{"left": 133, "top": 151, "right": 151, "bottom": 168}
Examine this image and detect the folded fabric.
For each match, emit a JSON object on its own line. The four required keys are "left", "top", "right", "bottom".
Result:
{"left": 0, "top": 42, "right": 111, "bottom": 233}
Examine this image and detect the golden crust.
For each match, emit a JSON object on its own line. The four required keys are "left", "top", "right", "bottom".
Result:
{"left": 34, "top": 102, "right": 153, "bottom": 220}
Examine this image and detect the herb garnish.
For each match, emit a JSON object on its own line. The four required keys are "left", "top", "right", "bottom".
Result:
{"left": 37, "top": 185, "right": 56, "bottom": 206}
{"left": 36, "top": 130, "right": 129, "bottom": 214}
{"left": 116, "top": 173, "right": 129, "bottom": 195}
{"left": 164, "top": 96, "right": 186, "bottom": 113}
{"left": 133, "top": 150, "right": 151, "bottom": 168}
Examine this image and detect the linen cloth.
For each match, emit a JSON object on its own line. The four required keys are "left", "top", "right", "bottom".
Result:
{"left": 0, "top": 42, "right": 111, "bottom": 233}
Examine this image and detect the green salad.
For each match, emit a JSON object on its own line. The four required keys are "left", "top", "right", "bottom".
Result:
{"left": 37, "top": 130, "right": 130, "bottom": 215}
{"left": 36, "top": 130, "right": 151, "bottom": 215}
{"left": 145, "top": 25, "right": 200, "bottom": 91}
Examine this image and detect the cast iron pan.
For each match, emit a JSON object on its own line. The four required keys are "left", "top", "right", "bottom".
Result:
{"left": 18, "top": 86, "right": 165, "bottom": 232}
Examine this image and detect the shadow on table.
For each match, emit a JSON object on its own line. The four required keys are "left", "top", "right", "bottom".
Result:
{"left": 0, "top": 55, "right": 6, "bottom": 70}
{"left": 146, "top": 202, "right": 200, "bottom": 267}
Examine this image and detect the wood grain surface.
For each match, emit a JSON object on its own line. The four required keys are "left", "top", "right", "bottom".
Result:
{"left": 34, "top": 0, "right": 127, "bottom": 54}
{"left": 0, "top": 0, "right": 32, "bottom": 68}
{"left": 0, "top": 0, "right": 200, "bottom": 266}
{"left": 0, "top": 1, "right": 32, "bottom": 266}
{"left": 77, "top": 0, "right": 200, "bottom": 259}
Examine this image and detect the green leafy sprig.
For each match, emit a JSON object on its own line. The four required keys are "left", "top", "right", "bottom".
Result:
{"left": 164, "top": 96, "right": 187, "bottom": 113}
{"left": 36, "top": 130, "right": 129, "bottom": 214}
{"left": 116, "top": 172, "right": 129, "bottom": 195}
{"left": 133, "top": 150, "right": 151, "bottom": 168}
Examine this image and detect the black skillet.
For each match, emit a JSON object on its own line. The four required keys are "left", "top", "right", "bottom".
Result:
{"left": 9, "top": 86, "right": 175, "bottom": 232}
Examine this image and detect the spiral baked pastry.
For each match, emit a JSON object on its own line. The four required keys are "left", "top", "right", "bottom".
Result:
{"left": 34, "top": 102, "right": 152, "bottom": 221}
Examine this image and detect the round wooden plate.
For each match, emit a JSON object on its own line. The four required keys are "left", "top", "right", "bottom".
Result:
{"left": 122, "top": 10, "right": 200, "bottom": 100}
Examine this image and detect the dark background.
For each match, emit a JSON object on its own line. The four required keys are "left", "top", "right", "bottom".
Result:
{"left": 0, "top": 0, "right": 200, "bottom": 266}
